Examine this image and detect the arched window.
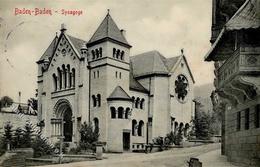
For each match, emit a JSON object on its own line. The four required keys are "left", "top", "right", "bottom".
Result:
{"left": 118, "top": 107, "right": 124, "bottom": 119}
{"left": 174, "top": 122, "right": 178, "bottom": 134}
{"left": 93, "top": 118, "right": 99, "bottom": 133}
{"left": 125, "top": 108, "right": 130, "bottom": 119}
{"left": 132, "top": 120, "right": 137, "bottom": 136}
{"left": 135, "top": 97, "right": 140, "bottom": 108}
{"left": 99, "top": 47, "right": 102, "bottom": 57}
{"left": 116, "top": 49, "right": 120, "bottom": 59}
{"left": 57, "top": 67, "right": 62, "bottom": 89}
{"left": 62, "top": 64, "right": 67, "bottom": 89}
{"left": 184, "top": 123, "right": 190, "bottom": 137}
{"left": 132, "top": 96, "right": 135, "bottom": 108}
{"left": 92, "top": 95, "right": 97, "bottom": 107}
{"left": 115, "top": 71, "right": 118, "bottom": 78}
{"left": 95, "top": 49, "right": 99, "bottom": 58}
{"left": 140, "top": 98, "right": 145, "bottom": 109}
{"left": 52, "top": 74, "right": 57, "bottom": 91}
{"left": 119, "top": 72, "right": 121, "bottom": 79}
{"left": 67, "top": 64, "right": 71, "bottom": 88}
{"left": 110, "top": 107, "right": 116, "bottom": 118}
{"left": 179, "top": 122, "right": 184, "bottom": 131}
{"left": 92, "top": 50, "right": 95, "bottom": 60}
{"left": 113, "top": 48, "right": 116, "bottom": 57}
{"left": 97, "top": 94, "right": 101, "bottom": 107}
{"left": 138, "top": 120, "right": 144, "bottom": 136}
{"left": 72, "top": 68, "right": 75, "bottom": 87}
{"left": 121, "top": 51, "right": 125, "bottom": 60}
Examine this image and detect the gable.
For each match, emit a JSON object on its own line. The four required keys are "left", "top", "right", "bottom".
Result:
{"left": 43, "top": 33, "right": 86, "bottom": 71}
{"left": 169, "top": 56, "right": 195, "bottom": 84}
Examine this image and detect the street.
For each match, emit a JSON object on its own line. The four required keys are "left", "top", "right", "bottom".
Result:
{"left": 38, "top": 143, "right": 238, "bottom": 167}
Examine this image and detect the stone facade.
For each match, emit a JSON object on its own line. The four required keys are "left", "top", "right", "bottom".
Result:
{"left": 37, "top": 13, "right": 195, "bottom": 152}
{"left": 205, "top": 0, "right": 260, "bottom": 165}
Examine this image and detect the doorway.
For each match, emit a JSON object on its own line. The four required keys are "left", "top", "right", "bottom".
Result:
{"left": 123, "top": 132, "right": 130, "bottom": 151}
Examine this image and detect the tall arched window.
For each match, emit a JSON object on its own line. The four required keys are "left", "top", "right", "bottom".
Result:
{"left": 99, "top": 47, "right": 102, "bottom": 57}
{"left": 95, "top": 49, "right": 99, "bottom": 58}
{"left": 135, "top": 98, "right": 140, "bottom": 108}
{"left": 97, "top": 94, "right": 101, "bottom": 107}
{"left": 132, "top": 96, "right": 135, "bottom": 108}
{"left": 116, "top": 49, "right": 120, "bottom": 59}
{"left": 67, "top": 64, "right": 71, "bottom": 88}
{"left": 113, "top": 48, "right": 116, "bottom": 57}
{"left": 110, "top": 107, "right": 116, "bottom": 118}
{"left": 121, "top": 51, "right": 125, "bottom": 60}
{"left": 138, "top": 120, "right": 144, "bottom": 136}
{"left": 118, "top": 107, "right": 124, "bottom": 119}
{"left": 92, "top": 50, "right": 95, "bottom": 60}
{"left": 92, "top": 95, "right": 97, "bottom": 107}
{"left": 62, "top": 64, "right": 67, "bottom": 89}
{"left": 125, "top": 108, "right": 130, "bottom": 119}
{"left": 132, "top": 120, "right": 137, "bottom": 136}
{"left": 57, "top": 67, "right": 62, "bottom": 90}
{"left": 140, "top": 99, "right": 145, "bottom": 109}
{"left": 93, "top": 118, "right": 99, "bottom": 133}
{"left": 72, "top": 68, "right": 75, "bottom": 87}
{"left": 174, "top": 122, "right": 178, "bottom": 134}
{"left": 52, "top": 74, "right": 57, "bottom": 91}
{"left": 184, "top": 123, "right": 189, "bottom": 137}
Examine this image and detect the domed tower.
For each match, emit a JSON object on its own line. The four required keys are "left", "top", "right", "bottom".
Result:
{"left": 86, "top": 11, "right": 132, "bottom": 152}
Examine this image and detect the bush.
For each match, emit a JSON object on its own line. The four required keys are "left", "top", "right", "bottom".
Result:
{"left": 79, "top": 122, "right": 99, "bottom": 153}
{"left": 0, "top": 136, "right": 5, "bottom": 156}
{"left": 152, "top": 136, "right": 164, "bottom": 151}
{"left": 54, "top": 142, "right": 69, "bottom": 154}
{"left": 21, "top": 122, "right": 34, "bottom": 148}
{"left": 13, "top": 128, "right": 23, "bottom": 148}
{"left": 3, "top": 122, "right": 13, "bottom": 149}
{"left": 32, "top": 136, "right": 54, "bottom": 158}
{"left": 68, "top": 147, "right": 81, "bottom": 155}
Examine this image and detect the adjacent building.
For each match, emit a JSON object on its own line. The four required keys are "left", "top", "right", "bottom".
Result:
{"left": 37, "top": 12, "right": 195, "bottom": 152}
{"left": 205, "top": 0, "right": 260, "bottom": 165}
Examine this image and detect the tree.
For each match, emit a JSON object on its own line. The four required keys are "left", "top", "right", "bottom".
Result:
{"left": 0, "top": 96, "right": 14, "bottom": 108}
{"left": 3, "top": 122, "right": 13, "bottom": 149}
{"left": 79, "top": 122, "right": 99, "bottom": 152}
{"left": 191, "top": 111, "right": 214, "bottom": 140}
{"left": 22, "top": 122, "right": 34, "bottom": 147}
{"left": 13, "top": 128, "right": 23, "bottom": 148}
{"left": 27, "top": 98, "right": 38, "bottom": 111}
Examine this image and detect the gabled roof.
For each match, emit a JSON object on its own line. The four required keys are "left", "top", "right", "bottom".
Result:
{"left": 226, "top": 0, "right": 260, "bottom": 30}
{"left": 129, "top": 64, "right": 149, "bottom": 93}
{"left": 87, "top": 13, "right": 131, "bottom": 47}
{"left": 164, "top": 56, "right": 181, "bottom": 71}
{"left": 130, "top": 50, "right": 169, "bottom": 78}
{"left": 205, "top": 0, "right": 260, "bottom": 61}
{"left": 37, "top": 36, "right": 58, "bottom": 62}
{"left": 67, "top": 35, "right": 87, "bottom": 56}
{"left": 107, "top": 86, "right": 132, "bottom": 101}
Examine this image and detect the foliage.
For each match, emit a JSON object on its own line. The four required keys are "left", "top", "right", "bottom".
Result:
{"left": 22, "top": 122, "right": 34, "bottom": 147}
{"left": 0, "top": 96, "right": 14, "bottom": 108}
{"left": 2, "top": 122, "right": 13, "bottom": 149}
{"left": 32, "top": 135, "right": 54, "bottom": 158}
{"left": 13, "top": 127, "right": 23, "bottom": 148}
{"left": 0, "top": 136, "right": 5, "bottom": 156}
{"left": 190, "top": 110, "right": 214, "bottom": 140}
{"left": 27, "top": 98, "right": 38, "bottom": 111}
{"left": 68, "top": 147, "right": 82, "bottom": 155}
{"left": 152, "top": 136, "right": 164, "bottom": 151}
{"left": 79, "top": 122, "right": 99, "bottom": 152}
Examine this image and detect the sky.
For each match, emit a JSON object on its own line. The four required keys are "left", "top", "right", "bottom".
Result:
{"left": 0, "top": 0, "right": 214, "bottom": 103}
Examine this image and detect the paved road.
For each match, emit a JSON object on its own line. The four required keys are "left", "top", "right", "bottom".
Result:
{"left": 39, "top": 143, "right": 237, "bottom": 167}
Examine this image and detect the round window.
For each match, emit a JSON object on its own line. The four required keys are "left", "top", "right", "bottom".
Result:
{"left": 175, "top": 74, "right": 189, "bottom": 103}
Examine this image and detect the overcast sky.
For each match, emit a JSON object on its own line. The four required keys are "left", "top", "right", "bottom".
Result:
{"left": 0, "top": 0, "right": 214, "bottom": 103}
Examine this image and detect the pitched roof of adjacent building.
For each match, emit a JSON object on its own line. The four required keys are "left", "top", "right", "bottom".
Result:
{"left": 87, "top": 13, "right": 131, "bottom": 47}
{"left": 107, "top": 86, "right": 132, "bottom": 101}
{"left": 130, "top": 50, "right": 170, "bottom": 77}
{"left": 205, "top": 0, "right": 260, "bottom": 61}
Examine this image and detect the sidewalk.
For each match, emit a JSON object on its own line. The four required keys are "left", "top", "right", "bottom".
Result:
{"left": 196, "top": 149, "right": 238, "bottom": 167}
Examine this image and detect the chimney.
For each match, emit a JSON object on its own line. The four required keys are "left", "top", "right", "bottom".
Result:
{"left": 120, "top": 29, "right": 126, "bottom": 37}
{"left": 18, "top": 91, "right": 21, "bottom": 104}
{"left": 60, "top": 23, "right": 67, "bottom": 33}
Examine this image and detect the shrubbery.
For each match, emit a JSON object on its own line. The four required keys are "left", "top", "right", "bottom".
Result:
{"left": 79, "top": 122, "right": 99, "bottom": 153}
{"left": 32, "top": 136, "right": 54, "bottom": 158}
